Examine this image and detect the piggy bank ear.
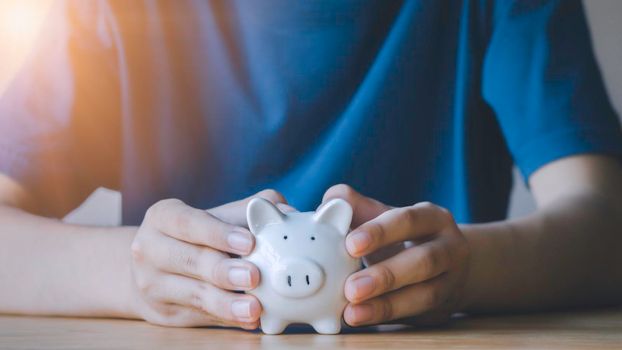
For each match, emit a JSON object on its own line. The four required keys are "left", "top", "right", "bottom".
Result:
{"left": 313, "top": 198, "right": 353, "bottom": 235}
{"left": 247, "top": 198, "right": 285, "bottom": 235}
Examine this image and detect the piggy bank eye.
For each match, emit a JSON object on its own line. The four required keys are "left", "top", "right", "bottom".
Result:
{"left": 310, "top": 236, "right": 315, "bottom": 241}
{"left": 283, "top": 235, "right": 288, "bottom": 240}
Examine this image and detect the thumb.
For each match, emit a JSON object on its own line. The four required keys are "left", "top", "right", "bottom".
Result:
{"left": 321, "top": 184, "right": 390, "bottom": 228}
{"left": 207, "top": 189, "right": 288, "bottom": 227}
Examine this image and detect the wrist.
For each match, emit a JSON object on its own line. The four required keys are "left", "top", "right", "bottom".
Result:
{"left": 456, "top": 223, "right": 490, "bottom": 313}
{"left": 104, "top": 225, "right": 141, "bottom": 319}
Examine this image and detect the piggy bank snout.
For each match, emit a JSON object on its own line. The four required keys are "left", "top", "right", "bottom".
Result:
{"left": 271, "top": 258, "right": 325, "bottom": 298}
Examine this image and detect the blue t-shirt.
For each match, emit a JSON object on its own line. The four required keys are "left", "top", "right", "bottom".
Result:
{"left": 0, "top": 0, "right": 620, "bottom": 225}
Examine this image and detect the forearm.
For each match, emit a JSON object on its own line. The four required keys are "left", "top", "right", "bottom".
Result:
{"left": 461, "top": 192, "right": 622, "bottom": 313}
{"left": 0, "top": 205, "right": 138, "bottom": 318}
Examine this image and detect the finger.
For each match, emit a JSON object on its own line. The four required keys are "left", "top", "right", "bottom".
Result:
{"left": 145, "top": 199, "right": 254, "bottom": 255}
{"left": 345, "top": 240, "right": 450, "bottom": 303}
{"left": 146, "top": 304, "right": 260, "bottom": 329}
{"left": 344, "top": 273, "right": 449, "bottom": 326}
{"left": 276, "top": 203, "right": 298, "bottom": 213}
{"left": 322, "top": 184, "right": 390, "bottom": 227}
{"left": 137, "top": 233, "right": 260, "bottom": 291}
{"left": 346, "top": 202, "right": 455, "bottom": 257}
{"left": 145, "top": 273, "right": 262, "bottom": 324}
{"left": 207, "top": 189, "right": 288, "bottom": 226}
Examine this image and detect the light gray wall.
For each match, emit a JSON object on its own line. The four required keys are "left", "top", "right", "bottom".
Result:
{"left": 61, "top": 0, "right": 622, "bottom": 225}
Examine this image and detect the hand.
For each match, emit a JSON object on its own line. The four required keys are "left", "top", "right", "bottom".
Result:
{"left": 130, "top": 190, "right": 290, "bottom": 328}
{"left": 323, "top": 185, "right": 470, "bottom": 327}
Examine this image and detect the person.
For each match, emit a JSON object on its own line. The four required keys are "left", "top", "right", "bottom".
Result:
{"left": 0, "top": 0, "right": 621, "bottom": 330}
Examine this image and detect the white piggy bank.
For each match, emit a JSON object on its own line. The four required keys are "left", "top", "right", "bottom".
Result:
{"left": 244, "top": 198, "right": 361, "bottom": 334}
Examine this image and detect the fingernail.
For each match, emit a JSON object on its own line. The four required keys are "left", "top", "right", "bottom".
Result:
{"left": 351, "top": 304, "right": 374, "bottom": 324}
{"left": 276, "top": 203, "right": 298, "bottom": 213}
{"left": 232, "top": 299, "right": 252, "bottom": 319}
{"left": 347, "top": 231, "right": 371, "bottom": 253}
{"left": 350, "top": 275, "right": 375, "bottom": 300}
{"left": 228, "top": 267, "right": 252, "bottom": 288}
{"left": 228, "top": 230, "right": 253, "bottom": 253}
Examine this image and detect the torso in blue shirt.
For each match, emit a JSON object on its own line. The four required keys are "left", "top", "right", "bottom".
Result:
{"left": 113, "top": 0, "right": 511, "bottom": 224}
{"left": 2, "top": 0, "right": 620, "bottom": 224}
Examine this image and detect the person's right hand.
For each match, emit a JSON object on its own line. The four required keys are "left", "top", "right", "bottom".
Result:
{"left": 129, "top": 190, "right": 290, "bottom": 329}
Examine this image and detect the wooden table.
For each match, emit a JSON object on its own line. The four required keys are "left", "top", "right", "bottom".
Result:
{"left": 1, "top": 308, "right": 621, "bottom": 349}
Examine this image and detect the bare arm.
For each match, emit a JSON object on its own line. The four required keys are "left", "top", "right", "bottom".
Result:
{"left": 0, "top": 174, "right": 137, "bottom": 317}
{"left": 462, "top": 154, "right": 622, "bottom": 312}
{"left": 0, "top": 173, "right": 288, "bottom": 328}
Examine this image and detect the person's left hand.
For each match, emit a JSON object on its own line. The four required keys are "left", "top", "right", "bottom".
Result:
{"left": 322, "top": 184, "right": 470, "bottom": 327}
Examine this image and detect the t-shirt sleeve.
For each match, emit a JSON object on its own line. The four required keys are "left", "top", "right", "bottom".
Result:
{"left": 0, "top": 1, "right": 121, "bottom": 216}
{"left": 482, "top": 0, "right": 622, "bottom": 181}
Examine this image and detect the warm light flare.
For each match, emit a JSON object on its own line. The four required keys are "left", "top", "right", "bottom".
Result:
{"left": 0, "top": 0, "right": 53, "bottom": 94}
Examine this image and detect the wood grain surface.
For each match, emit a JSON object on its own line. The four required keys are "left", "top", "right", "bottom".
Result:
{"left": 1, "top": 308, "right": 621, "bottom": 349}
